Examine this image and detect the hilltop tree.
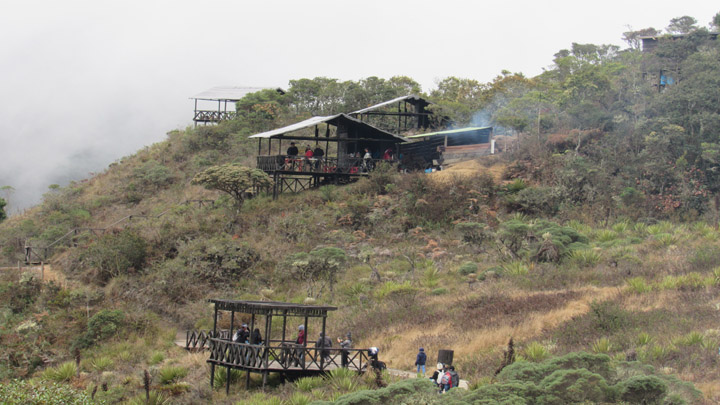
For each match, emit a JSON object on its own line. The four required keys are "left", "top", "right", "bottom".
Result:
{"left": 192, "top": 164, "right": 273, "bottom": 208}
{"left": 666, "top": 16, "right": 698, "bottom": 34}
{"left": 0, "top": 197, "right": 6, "bottom": 222}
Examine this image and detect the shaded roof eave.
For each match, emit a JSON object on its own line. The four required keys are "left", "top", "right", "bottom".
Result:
{"left": 248, "top": 113, "right": 409, "bottom": 142}
{"left": 350, "top": 95, "right": 430, "bottom": 115}
{"left": 407, "top": 126, "right": 492, "bottom": 138}
{"left": 209, "top": 299, "right": 338, "bottom": 316}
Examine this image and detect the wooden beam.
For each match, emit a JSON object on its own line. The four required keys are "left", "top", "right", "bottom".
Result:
{"left": 259, "top": 135, "right": 401, "bottom": 143}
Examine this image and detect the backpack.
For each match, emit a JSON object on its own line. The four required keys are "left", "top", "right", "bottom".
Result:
{"left": 440, "top": 371, "right": 451, "bottom": 385}
{"left": 449, "top": 371, "right": 459, "bottom": 387}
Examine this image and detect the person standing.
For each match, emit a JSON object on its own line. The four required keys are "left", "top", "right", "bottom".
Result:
{"left": 316, "top": 332, "right": 332, "bottom": 362}
{"left": 415, "top": 347, "right": 427, "bottom": 375}
{"left": 294, "top": 325, "right": 306, "bottom": 367}
{"left": 338, "top": 333, "right": 352, "bottom": 368}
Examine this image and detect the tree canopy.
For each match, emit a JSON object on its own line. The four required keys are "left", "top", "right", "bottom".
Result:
{"left": 192, "top": 164, "right": 273, "bottom": 208}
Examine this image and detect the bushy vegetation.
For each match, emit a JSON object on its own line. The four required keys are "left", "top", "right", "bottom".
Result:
{"left": 0, "top": 11, "right": 719, "bottom": 404}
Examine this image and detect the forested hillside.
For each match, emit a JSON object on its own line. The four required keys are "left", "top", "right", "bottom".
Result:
{"left": 1, "top": 13, "right": 720, "bottom": 404}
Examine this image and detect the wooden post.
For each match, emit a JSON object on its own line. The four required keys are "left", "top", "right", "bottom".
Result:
{"left": 210, "top": 305, "right": 218, "bottom": 389}
{"left": 268, "top": 138, "right": 272, "bottom": 155}
{"left": 281, "top": 310, "right": 287, "bottom": 343}
{"left": 258, "top": 139, "right": 262, "bottom": 156}
{"left": 320, "top": 315, "right": 327, "bottom": 370}
{"left": 40, "top": 262, "right": 44, "bottom": 283}
{"left": 262, "top": 313, "right": 272, "bottom": 389}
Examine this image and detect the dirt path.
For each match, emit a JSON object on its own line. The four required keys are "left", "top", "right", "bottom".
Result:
{"left": 0, "top": 264, "right": 66, "bottom": 285}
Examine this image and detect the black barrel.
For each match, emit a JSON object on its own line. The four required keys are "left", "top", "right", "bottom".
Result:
{"left": 437, "top": 349, "right": 454, "bottom": 366}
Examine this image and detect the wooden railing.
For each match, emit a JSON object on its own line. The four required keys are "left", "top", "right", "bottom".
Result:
{"left": 257, "top": 155, "right": 393, "bottom": 175}
{"left": 207, "top": 338, "right": 370, "bottom": 372}
{"left": 193, "top": 110, "right": 238, "bottom": 122}
{"left": 186, "top": 329, "right": 231, "bottom": 350}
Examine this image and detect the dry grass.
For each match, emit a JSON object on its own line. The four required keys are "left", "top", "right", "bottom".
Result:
{"left": 367, "top": 285, "right": 621, "bottom": 370}
{"left": 431, "top": 158, "right": 507, "bottom": 184}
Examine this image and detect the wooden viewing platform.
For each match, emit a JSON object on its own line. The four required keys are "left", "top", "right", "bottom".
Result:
{"left": 199, "top": 299, "right": 374, "bottom": 392}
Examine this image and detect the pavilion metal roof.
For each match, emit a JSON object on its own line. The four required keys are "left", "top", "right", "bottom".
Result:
{"left": 248, "top": 113, "right": 409, "bottom": 142}
{"left": 407, "top": 126, "right": 492, "bottom": 138}
{"left": 191, "top": 86, "right": 279, "bottom": 101}
{"left": 209, "top": 299, "right": 337, "bottom": 317}
{"left": 350, "top": 95, "right": 430, "bottom": 115}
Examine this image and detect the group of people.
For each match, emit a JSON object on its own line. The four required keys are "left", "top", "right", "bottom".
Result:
{"left": 285, "top": 142, "right": 325, "bottom": 171}
{"left": 298, "top": 325, "right": 353, "bottom": 367}
{"left": 415, "top": 347, "right": 460, "bottom": 393}
{"left": 231, "top": 323, "right": 262, "bottom": 345}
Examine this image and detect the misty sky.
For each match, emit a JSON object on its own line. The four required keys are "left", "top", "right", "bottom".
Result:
{"left": 0, "top": 0, "right": 717, "bottom": 213}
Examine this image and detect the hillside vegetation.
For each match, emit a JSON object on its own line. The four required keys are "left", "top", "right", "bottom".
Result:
{"left": 1, "top": 13, "right": 720, "bottom": 404}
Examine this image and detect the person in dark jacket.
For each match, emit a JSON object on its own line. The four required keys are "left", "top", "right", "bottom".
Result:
{"left": 448, "top": 365, "right": 459, "bottom": 389}
{"left": 287, "top": 142, "right": 299, "bottom": 156}
{"left": 233, "top": 324, "right": 249, "bottom": 343}
{"left": 250, "top": 328, "right": 262, "bottom": 345}
{"left": 415, "top": 347, "right": 427, "bottom": 375}
{"left": 316, "top": 332, "right": 332, "bottom": 361}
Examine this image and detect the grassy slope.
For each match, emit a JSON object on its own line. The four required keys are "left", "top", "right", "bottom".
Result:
{"left": 1, "top": 126, "right": 720, "bottom": 403}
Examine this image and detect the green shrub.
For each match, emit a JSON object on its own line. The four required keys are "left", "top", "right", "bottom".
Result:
{"left": 294, "top": 376, "right": 324, "bottom": 392}
{"left": 590, "top": 300, "right": 629, "bottom": 333}
{"left": 375, "top": 281, "right": 418, "bottom": 300}
{"left": 430, "top": 287, "right": 448, "bottom": 296}
{"left": 90, "top": 356, "right": 114, "bottom": 372}
{"left": 689, "top": 246, "right": 720, "bottom": 271}
{"left": 148, "top": 352, "right": 164, "bottom": 366}
{"left": 213, "top": 368, "right": 243, "bottom": 389}
{"left": 456, "top": 222, "right": 491, "bottom": 245}
{"left": 287, "top": 392, "right": 311, "bottom": 405}
{"left": 178, "top": 236, "right": 260, "bottom": 283}
{"left": 502, "top": 261, "right": 529, "bottom": 276}
{"left": 626, "top": 277, "right": 652, "bottom": 294}
{"left": 618, "top": 375, "right": 668, "bottom": 404}
{"left": 636, "top": 332, "right": 653, "bottom": 346}
{"left": 511, "top": 186, "right": 561, "bottom": 215}
{"left": 132, "top": 160, "right": 174, "bottom": 191}
{"left": 458, "top": 262, "right": 478, "bottom": 276}
{"left": 82, "top": 230, "right": 147, "bottom": 284}
{"left": 126, "top": 391, "right": 170, "bottom": 405}
{"left": 679, "top": 331, "right": 704, "bottom": 346}
{"left": 80, "top": 309, "right": 124, "bottom": 348}
{"left": 591, "top": 337, "right": 613, "bottom": 354}
{"left": 538, "top": 368, "right": 611, "bottom": 404}
{"left": 523, "top": 342, "right": 550, "bottom": 362}
{"left": 0, "top": 379, "right": 97, "bottom": 404}
{"left": 158, "top": 366, "right": 188, "bottom": 385}
{"left": 567, "top": 249, "right": 601, "bottom": 267}
{"left": 43, "top": 361, "right": 77, "bottom": 382}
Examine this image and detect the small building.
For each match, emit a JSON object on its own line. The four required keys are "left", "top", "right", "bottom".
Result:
{"left": 187, "top": 299, "right": 374, "bottom": 392}
{"left": 249, "top": 113, "right": 408, "bottom": 197}
{"left": 400, "top": 126, "right": 494, "bottom": 169}
{"left": 640, "top": 32, "right": 719, "bottom": 92}
{"left": 191, "top": 86, "right": 283, "bottom": 125}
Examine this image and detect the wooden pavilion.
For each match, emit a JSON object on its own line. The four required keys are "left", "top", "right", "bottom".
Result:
{"left": 197, "top": 299, "right": 372, "bottom": 392}
{"left": 191, "top": 86, "right": 283, "bottom": 126}
{"left": 250, "top": 113, "right": 408, "bottom": 198}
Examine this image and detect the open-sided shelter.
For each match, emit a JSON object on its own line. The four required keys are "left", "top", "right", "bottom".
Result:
{"left": 200, "top": 299, "right": 372, "bottom": 391}
{"left": 250, "top": 113, "right": 408, "bottom": 196}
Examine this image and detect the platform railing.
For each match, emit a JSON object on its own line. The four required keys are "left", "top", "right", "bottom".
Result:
{"left": 207, "top": 338, "right": 370, "bottom": 372}
{"left": 257, "top": 155, "right": 393, "bottom": 174}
